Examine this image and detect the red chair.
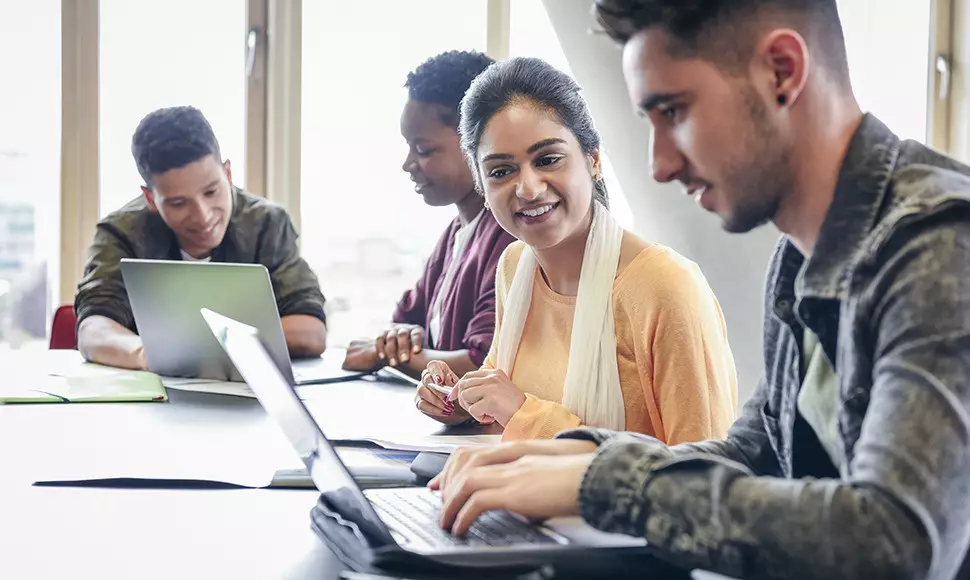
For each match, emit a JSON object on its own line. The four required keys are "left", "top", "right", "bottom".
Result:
{"left": 50, "top": 304, "right": 78, "bottom": 350}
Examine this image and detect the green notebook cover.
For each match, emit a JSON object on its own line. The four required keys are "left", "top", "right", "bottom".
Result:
{"left": 1, "top": 367, "right": 168, "bottom": 404}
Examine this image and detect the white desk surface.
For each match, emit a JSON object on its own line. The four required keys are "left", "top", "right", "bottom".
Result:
{"left": 0, "top": 351, "right": 730, "bottom": 580}
{"left": 0, "top": 364, "right": 437, "bottom": 579}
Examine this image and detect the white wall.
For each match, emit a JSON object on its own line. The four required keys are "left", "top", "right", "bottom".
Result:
{"left": 543, "top": 0, "right": 781, "bottom": 403}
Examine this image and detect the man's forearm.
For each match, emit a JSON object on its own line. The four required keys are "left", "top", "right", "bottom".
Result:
{"left": 578, "top": 441, "right": 932, "bottom": 580}
{"left": 558, "top": 382, "right": 781, "bottom": 476}
{"left": 281, "top": 314, "right": 327, "bottom": 358}
{"left": 77, "top": 315, "right": 146, "bottom": 370}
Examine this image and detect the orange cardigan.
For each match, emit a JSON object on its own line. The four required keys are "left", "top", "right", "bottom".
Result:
{"left": 483, "top": 239, "right": 738, "bottom": 444}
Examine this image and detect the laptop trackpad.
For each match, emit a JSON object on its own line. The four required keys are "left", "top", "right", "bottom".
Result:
{"left": 545, "top": 518, "right": 648, "bottom": 547}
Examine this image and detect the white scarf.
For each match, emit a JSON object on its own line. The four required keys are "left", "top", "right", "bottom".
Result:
{"left": 495, "top": 202, "right": 626, "bottom": 430}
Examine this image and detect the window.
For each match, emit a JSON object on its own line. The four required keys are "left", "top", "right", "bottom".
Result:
{"left": 838, "top": 0, "right": 932, "bottom": 142}
{"left": 0, "top": 0, "right": 61, "bottom": 349}
{"left": 301, "top": 0, "right": 488, "bottom": 347}
{"left": 509, "top": 0, "right": 635, "bottom": 230}
{"left": 99, "top": 0, "right": 247, "bottom": 217}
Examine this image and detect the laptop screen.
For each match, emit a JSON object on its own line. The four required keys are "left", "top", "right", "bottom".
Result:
{"left": 201, "top": 309, "right": 395, "bottom": 546}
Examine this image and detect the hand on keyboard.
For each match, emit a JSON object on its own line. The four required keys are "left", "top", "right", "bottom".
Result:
{"left": 435, "top": 452, "right": 597, "bottom": 536}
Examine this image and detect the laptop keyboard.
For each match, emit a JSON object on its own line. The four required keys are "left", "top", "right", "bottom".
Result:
{"left": 365, "top": 487, "right": 559, "bottom": 549}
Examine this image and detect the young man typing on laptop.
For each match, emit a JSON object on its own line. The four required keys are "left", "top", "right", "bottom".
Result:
{"left": 75, "top": 106, "right": 327, "bottom": 370}
{"left": 430, "top": 1, "right": 970, "bottom": 578}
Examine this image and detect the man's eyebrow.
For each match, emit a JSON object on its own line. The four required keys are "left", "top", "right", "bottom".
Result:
{"left": 639, "top": 92, "right": 684, "bottom": 113}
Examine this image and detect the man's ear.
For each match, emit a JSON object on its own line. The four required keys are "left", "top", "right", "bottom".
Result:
{"left": 756, "top": 28, "right": 810, "bottom": 109}
{"left": 223, "top": 159, "right": 233, "bottom": 189}
{"left": 141, "top": 186, "right": 158, "bottom": 212}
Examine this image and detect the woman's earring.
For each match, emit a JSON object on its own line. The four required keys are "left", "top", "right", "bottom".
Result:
{"left": 484, "top": 199, "right": 490, "bottom": 210}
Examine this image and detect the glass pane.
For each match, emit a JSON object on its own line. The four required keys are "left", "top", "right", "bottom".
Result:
{"left": 0, "top": 0, "right": 60, "bottom": 350}
{"left": 509, "top": 0, "right": 635, "bottom": 230}
{"left": 838, "top": 0, "right": 931, "bottom": 142}
{"left": 99, "top": 0, "right": 247, "bottom": 217}
{"left": 301, "top": 0, "right": 488, "bottom": 346}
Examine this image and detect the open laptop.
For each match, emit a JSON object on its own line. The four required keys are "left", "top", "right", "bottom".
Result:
{"left": 201, "top": 307, "right": 649, "bottom": 569}
{"left": 120, "top": 259, "right": 364, "bottom": 385}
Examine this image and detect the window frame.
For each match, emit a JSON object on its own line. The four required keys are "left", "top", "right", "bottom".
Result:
{"left": 55, "top": 0, "right": 957, "bottom": 302}
{"left": 932, "top": 0, "right": 970, "bottom": 163}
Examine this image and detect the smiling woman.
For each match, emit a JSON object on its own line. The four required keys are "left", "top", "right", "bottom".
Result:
{"left": 417, "top": 58, "right": 739, "bottom": 444}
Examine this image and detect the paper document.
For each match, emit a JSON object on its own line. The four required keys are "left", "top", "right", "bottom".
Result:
{"left": 331, "top": 434, "right": 502, "bottom": 454}
{"left": 161, "top": 377, "right": 257, "bottom": 398}
{"left": 272, "top": 448, "right": 419, "bottom": 488}
{"left": 32, "top": 447, "right": 419, "bottom": 490}
{"left": 161, "top": 378, "right": 341, "bottom": 400}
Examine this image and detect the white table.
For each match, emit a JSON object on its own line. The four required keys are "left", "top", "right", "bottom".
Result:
{"left": 0, "top": 355, "right": 712, "bottom": 579}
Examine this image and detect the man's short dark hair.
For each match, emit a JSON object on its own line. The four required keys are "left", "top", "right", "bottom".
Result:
{"left": 131, "top": 106, "right": 222, "bottom": 187}
{"left": 594, "top": 0, "right": 850, "bottom": 87}
{"left": 405, "top": 50, "right": 495, "bottom": 127}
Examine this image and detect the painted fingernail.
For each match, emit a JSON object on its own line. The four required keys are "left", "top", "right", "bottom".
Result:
{"left": 389, "top": 357, "right": 397, "bottom": 366}
{"left": 413, "top": 345, "right": 421, "bottom": 353}
{"left": 377, "top": 351, "right": 385, "bottom": 360}
{"left": 401, "top": 352, "right": 409, "bottom": 362}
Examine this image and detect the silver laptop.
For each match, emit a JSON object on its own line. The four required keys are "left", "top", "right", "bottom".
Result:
{"left": 120, "top": 259, "right": 363, "bottom": 385}
{"left": 201, "top": 308, "right": 648, "bottom": 568}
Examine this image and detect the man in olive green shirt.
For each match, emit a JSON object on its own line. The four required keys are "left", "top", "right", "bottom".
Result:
{"left": 76, "top": 106, "right": 327, "bottom": 370}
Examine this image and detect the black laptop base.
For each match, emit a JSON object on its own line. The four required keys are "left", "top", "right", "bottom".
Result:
{"left": 309, "top": 495, "right": 691, "bottom": 579}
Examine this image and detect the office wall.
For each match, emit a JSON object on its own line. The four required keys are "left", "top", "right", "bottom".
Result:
{"left": 543, "top": 0, "right": 781, "bottom": 403}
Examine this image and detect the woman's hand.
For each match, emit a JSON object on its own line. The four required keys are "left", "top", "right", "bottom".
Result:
{"left": 414, "top": 360, "right": 473, "bottom": 426}
{"left": 376, "top": 324, "right": 425, "bottom": 366}
{"left": 451, "top": 369, "right": 527, "bottom": 426}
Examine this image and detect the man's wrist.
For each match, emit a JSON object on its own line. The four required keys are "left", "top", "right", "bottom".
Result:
{"left": 578, "top": 440, "right": 673, "bottom": 535}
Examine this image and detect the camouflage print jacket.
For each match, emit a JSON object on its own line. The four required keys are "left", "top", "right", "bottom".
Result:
{"left": 559, "top": 115, "right": 970, "bottom": 580}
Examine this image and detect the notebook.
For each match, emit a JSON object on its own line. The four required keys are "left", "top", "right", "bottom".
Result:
{"left": 0, "top": 350, "right": 167, "bottom": 404}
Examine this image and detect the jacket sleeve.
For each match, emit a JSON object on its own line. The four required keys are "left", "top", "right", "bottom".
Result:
{"left": 259, "top": 211, "right": 327, "bottom": 324}
{"left": 74, "top": 223, "right": 138, "bottom": 331}
{"left": 559, "top": 221, "right": 970, "bottom": 580}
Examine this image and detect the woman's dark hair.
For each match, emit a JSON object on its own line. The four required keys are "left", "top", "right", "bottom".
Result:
{"left": 405, "top": 50, "right": 495, "bottom": 128}
{"left": 458, "top": 57, "right": 608, "bottom": 207}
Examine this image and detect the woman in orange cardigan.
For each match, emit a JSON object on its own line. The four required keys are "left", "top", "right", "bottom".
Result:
{"left": 414, "top": 58, "right": 738, "bottom": 444}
